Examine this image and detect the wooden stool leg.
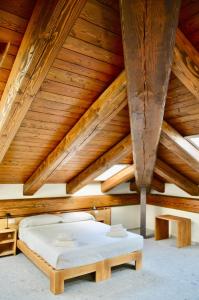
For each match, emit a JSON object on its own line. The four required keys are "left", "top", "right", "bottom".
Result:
{"left": 177, "top": 221, "right": 191, "bottom": 248}
{"left": 50, "top": 271, "right": 64, "bottom": 295}
{"left": 155, "top": 218, "right": 169, "bottom": 240}
{"left": 135, "top": 251, "right": 142, "bottom": 270}
{"left": 95, "top": 261, "right": 111, "bottom": 282}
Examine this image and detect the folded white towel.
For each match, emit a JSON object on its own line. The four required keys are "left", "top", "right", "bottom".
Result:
{"left": 106, "top": 230, "right": 128, "bottom": 238}
{"left": 53, "top": 240, "right": 78, "bottom": 247}
{"left": 57, "top": 233, "right": 74, "bottom": 241}
{"left": 106, "top": 224, "right": 128, "bottom": 238}
{"left": 110, "top": 224, "right": 124, "bottom": 232}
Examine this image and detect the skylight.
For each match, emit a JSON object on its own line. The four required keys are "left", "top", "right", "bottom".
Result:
{"left": 186, "top": 135, "right": 199, "bottom": 150}
{"left": 95, "top": 164, "right": 130, "bottom": 181}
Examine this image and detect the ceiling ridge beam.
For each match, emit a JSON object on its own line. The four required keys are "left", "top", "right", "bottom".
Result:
{"left": 101, "top": 165, "right": 135, "bottom": 193}
{"left": 120, "top": 0, "right": 181, "bottom": 190}
{"left": 0, "top": 0, "right": 87, "bottom": 162}
{"left": 172, "top": 28, "right": 199, "bottom": 100}
{"left": 155, "top": 158, "right": 199, "bottom": 196}
{"left": 24, "top": 71, "right": 127, "bottom": 195}
{"left": 161, "top": 120, "right": 199, "bottom": 173}
{"left": 67, "top": 134, "right": 132, "bottom": 194}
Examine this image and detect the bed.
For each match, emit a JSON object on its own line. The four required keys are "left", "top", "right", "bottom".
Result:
{"left": 17, "top": 212, "right": 143, "bottom": 294}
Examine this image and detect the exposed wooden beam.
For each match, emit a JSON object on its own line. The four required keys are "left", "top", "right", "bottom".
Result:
{"left": 148, "top": 194, "right": 199, "bottom": 214}
{"left": 120, "top": 0, "right": 181, "bottom": 190}
{"left": 68, "top": 133, "right": 198, "bottom": 195}
{"left": 155, "top": 159, "right": 199, "bottom": 196}
{"left": 130, "top": 178, "right": 165, "bottom": 193}
{"left": 24, "top": 71, "right": 127, "bottom": 195}
{"left": 161, "top": 121, "right": 199, "bottom": 173}
{"left": 101, "top": 165, "right": 135, "bottom": 193}
{"left": 172, "top": 29, "right": 199, "bottom": 100}
{"left": 67, "top": 135, "right": 132, "bottom": 194}
{"left": 0, "top": 194, "right": 139, "bottom": 218}
{"left": 0, "top": 0, "right": 87, "bottom": 162}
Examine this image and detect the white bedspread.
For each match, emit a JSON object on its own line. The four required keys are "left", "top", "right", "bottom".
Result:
{"left": 19, "top": 221, "right": 143, "bottom": 270}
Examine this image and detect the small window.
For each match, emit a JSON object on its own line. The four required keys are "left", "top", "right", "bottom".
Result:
{"left": 95, "top": 164, "right": 130, "bottom": 181}
{"left": 185, "top": 136, "right": 199, "bottom": 150}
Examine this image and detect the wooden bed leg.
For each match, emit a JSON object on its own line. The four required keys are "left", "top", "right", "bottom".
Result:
{"left": 50, "top": 271, "right": 64, "bottom": 295}
{"left": 135, "top": 252, "right": 142, "bottom": 270}
{"left": 95, "top": 260, "right": 111, "bottom": 282}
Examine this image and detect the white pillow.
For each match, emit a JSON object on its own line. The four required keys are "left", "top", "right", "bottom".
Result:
{"left": 19, "top": 214, "right": 63, "bottom": 228}
{"left": 60, "top": 212, "right": 95, "bottom": 223}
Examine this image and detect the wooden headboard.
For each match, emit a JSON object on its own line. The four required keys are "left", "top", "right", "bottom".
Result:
{"left": 0, "top": 194, "right": 139, "bottom": 229}
{"left": 0, "top": 194, "right": 139, "bottom": 218}
{"left": 0, "top": 208, "right": 112, "bottom": 229}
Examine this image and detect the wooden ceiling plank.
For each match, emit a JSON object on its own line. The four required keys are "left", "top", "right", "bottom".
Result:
{"left": 101, "top": 165, "right": 135, "bottom": 193}
{"left": 130, "top": 177, "right": 165, "bottom": 193}
{"left": 155, "top": 159, "right": 199, "bottom": 196}
{"left": 161, "top": 121, "right": 199, "bottom": 173}
{"left": 23, "top": 71, "right": 127, "bottom": 195}
{"left": 120, "top": 0, "right": 181, "bottom": 190}
{"left": 67, "top": 135, "right": 132, "bottom": 194}
{"left": 0, "top": 0, "right": 87, "bottom": 163}
{"left": 172, "top": 29, "right": 199, "bottom": 100}
{"left": 0, "top": 42, "right": 10, "bottom": 68}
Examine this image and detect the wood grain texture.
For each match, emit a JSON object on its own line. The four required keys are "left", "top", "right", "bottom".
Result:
{"left": 160, "top": 120, "right": 199, "bottom": 173}
{"left": 130, "top": 177, "right": 165, "bottom": 193}
{"left": 120, "top": 0, "right": 181, "bottom": 189}
{"left": 0, "top": 42, "right": 10, "bottom": 67}
{"left": 147, "top": 194, "right": 199, "bottom": 214}
{"left": 0, "top": 0, "right": 87, "bottom": 162}
{"left": 17, "top": 239, "right": 142, "bottom": 295}
{"left": 155, "top": 214, "right": 191, "bottom": 247}
{"left": 0, "top": 194, "right": 139, "bottom": 218}
{"left": 172, "top": 29, "right": 199, "bottom": 100}
{"left": 101, "top": 165, "right": 135, "bottom": 193}
{"left": 67, "top": 135, "right": 132, "bottom": 194}
{"left": 24, "top": 71, "right": 127, "bottom": 195}
{"left": 1, "top": 193, "right": 199, "bottom": 219}
{"left": 158, "top": 143, "right": 199, "bottom": 185}
{"left": 155, "top": 159, "right": 199, "bottom": 196}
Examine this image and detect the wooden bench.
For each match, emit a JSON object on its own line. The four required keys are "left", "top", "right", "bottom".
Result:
{"left": 155, "top": 214, "right": 191, "bottom": 248}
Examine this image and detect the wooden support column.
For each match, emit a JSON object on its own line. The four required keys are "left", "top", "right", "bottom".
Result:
{"left": 140, "top": 187, "right": 147, "bottom": 238}
{"left": 120, "top": 0, "right": 181, "bottom": 190}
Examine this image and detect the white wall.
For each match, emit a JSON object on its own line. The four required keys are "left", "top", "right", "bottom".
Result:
{"left": 0, "top": 182, "right": 134, "bottom": 199}
{"left": 111, "top": 205, "right": 140, "bottom": 229}
{"left": 152, "top": 183, "right": 199, "bottom": 199}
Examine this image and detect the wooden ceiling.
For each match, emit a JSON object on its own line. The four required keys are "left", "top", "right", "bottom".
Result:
{"left": 0, "top": 0, "right": 199, "bottom": 196}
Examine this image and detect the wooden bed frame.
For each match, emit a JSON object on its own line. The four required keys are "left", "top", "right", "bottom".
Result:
{"left": 17, "top": 240, "right": 142, "bottom": 295}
